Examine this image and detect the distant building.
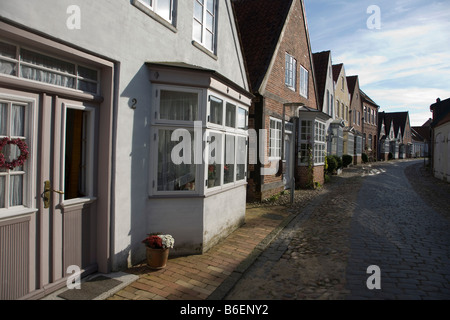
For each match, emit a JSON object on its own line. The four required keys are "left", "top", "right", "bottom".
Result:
{"left": 411, "top": 119, "right": 432, "bottom": 158}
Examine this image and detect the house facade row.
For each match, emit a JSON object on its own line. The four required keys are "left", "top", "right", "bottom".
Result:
{"left": 0, "top": 0, "right": 419, "bottom": 300}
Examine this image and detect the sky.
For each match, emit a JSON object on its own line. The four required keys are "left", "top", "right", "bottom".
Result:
{"left": 304, "top": 0, "right": 450, "bottom": 127}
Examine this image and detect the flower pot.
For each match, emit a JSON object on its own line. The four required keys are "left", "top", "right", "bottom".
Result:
{"left": 146, "top": 247, "right": 169, "bottom": 270}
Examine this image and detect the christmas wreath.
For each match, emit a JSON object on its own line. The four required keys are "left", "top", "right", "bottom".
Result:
{"left": 0, "top": 137, "right": 29, "bottom": 170}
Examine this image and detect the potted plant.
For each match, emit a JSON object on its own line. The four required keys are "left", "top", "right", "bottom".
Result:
{"left": 142, "top": 234, "right": 175, "bottom": 269}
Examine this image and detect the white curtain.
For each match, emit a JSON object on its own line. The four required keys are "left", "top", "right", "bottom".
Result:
{"left": 160, "top": 91, "right": 198, "bottom": 121}
{"left": 0, "top": 176, "right": 4, "bottom": 208}
{"left": 0, "top": 59, "right": 16, "bottom": 76}
{"left": 9, "top": 175, "right": 23, "bottom": 206}
{"left": 0, "top": 103, "right": 7, "bottom": 135}
{"left": 21, "top": 65, "right": 75, "bottom": 89}
{"left": 158, "top": 130, "right": 196, "bottom": 191}
{"left": 11, "top": 104, "right": 24, "bottom": 137}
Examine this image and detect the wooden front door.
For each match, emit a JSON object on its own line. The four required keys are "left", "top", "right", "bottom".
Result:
{"left": 0, "top": 88, "right": 98, "bottom": 299}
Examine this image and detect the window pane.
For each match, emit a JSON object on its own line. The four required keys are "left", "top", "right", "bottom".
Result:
{"left": 205, "top": 31, "right": 214, "bottom": 51}
{"left": 206, "top": 12, "right": 214, "bottom": 32}
{"left": 0, "top": 41, "right": 16, "bottom": 59}
{"left": 9, "top": 174, "right": 23, "bottom": 206}
{"left": 21, "top": 48, "right": 75, "bottom": 75}
{"left": 65, "top": 109, "right": 88, "bottom": 199}
{"left": 156, "top": 0, "right": 171, "bottom": 21}
{"left": 0, "top": 103, "right": 7, "bottom": 136}
{"left": 78, "top": 65, "right": 98, "bottom": 81}
{"left": 193, "top": 20, "right": 203, "bottom": 44}
{"left": 206, "top": 0, "right": 214, "bottom": 13}
{"left": 0, "top": 60, "right": 16, "bottom": 76}
{"left": 236, "top": 136, "right": 246, "bottom": 181}
{"left": 0, "top": 176, "right": 4, "bottom": 208}
{"left": 139, "top": 0, "right": 152, "bottom": 8}
{"left": 77, "top": 80, "right": 98, "bottom": 94}
{"left": 224, "top": 135, "right": 235, "bottom": 184}
{"left": 209, "top": 96, "right": 223, "bottom": 125}
{"left": 158, "top": 130, "right": 196, "bottom": 191}
{"left": 207, "top": 132, "right": 222, "bottom": 188}
{"left": 11, "top": 104, "right": 25, "bottom": 137}
{"left": 21, "top": 65, "right": 76, "bottom": 89}
{"left": 160, "top": 90, "right": 198, "bottom": 121}
{"left": 237, "top": 107, "right": 247, "bottom": 129}
{"left": 194, "top": 0, "right": 203, "bottom": 22}
{"left": 225, "top": 103, "right": 236, "bottom": 127}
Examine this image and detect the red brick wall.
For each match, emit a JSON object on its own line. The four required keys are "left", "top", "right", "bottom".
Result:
{"left": 246, "top": 0, "right": 319, "bottom": 200}
{"left": 296, "top": 165, "right": 324, "bottom": 188}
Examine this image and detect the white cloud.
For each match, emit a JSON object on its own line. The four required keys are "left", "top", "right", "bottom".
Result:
{"left": 305, "top": 0, "right": 450, "bottom": 125}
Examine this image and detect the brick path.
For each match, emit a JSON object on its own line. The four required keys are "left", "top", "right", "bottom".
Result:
{"left": 107, "top": 205, "right": 293, "bottom": 300}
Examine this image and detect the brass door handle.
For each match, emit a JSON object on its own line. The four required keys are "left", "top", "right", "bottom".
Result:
{"left": 43, "top": 180, "right": 64, "bottom": 208}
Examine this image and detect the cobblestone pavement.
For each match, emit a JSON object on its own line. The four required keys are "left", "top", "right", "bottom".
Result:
{"left": 225, "top": 159, "right": 450, "bottom": 300}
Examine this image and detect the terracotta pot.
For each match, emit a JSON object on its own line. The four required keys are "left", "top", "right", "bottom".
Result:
{"left": 146, "top": 247, "right": 169, "bottom": 269}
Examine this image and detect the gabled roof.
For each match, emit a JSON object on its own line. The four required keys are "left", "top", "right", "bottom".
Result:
{"left": 232, "top": 0, "right": 293, "bottom": 92}
{"left": 360, "top": 89, "right": 380, "bottom": 108}
{"left": 312, "top": 50, "right": 331, "bottom": 110}
{"left": 379, "top": 111, "right": 410, "bottom": 140}
{"left": 332, "top": 63, "right": 343, "bottom": 82}
{"left": 411, "top": 127, "right": 425, "bottom": 142}
{"left": 346, "top": 75, "right": 358, "bottom": 103}
{"left": 411, "top": 125, "right": 431, "bottom": 141}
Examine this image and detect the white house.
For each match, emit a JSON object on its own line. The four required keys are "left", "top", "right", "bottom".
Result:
{"left": 430, "top": 98, "right": 450, "bottom": 181}
{"left": 0, "top": 0, "right": 251, "bottom": 299}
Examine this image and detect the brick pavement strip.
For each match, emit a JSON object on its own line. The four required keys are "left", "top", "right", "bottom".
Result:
{"left": 107, "top": 205, "right": 293, "bottom": 300}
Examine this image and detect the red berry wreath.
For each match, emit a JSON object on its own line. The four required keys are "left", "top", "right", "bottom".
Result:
{"left": 0, "top": 137, "right": 29, "bottom": 170}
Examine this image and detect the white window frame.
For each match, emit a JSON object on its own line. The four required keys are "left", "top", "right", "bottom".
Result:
{"left": 60, "top": 103, "right": 96, "bottom": 206}
{"left": 298, "top": 119, "right": 326, "bottom": 165}
{"left": 150, "top": 86, "right": 248, "bottom": 196}
{"left": 193, "top": 0, "right": 217, "bottom": 53}
{"left": 285, "top": 53, "right": 297, "bottom": 91}
{"left": 0, "top": 94, "right": 37, "bottom": 218}
{"left": 153, "top": 85, "right": 203, "bottom": 126}
{"left": 269, "top": 118, "right": 282, "bottom": 160}
{"left": 0, "top": 39, "right": 100, "bottom": 95}
{"left": 300, "top": 66, "right": 309, "bottom": 98}
{"left": 134, "top": 0, "right": 175, "bottom": 24}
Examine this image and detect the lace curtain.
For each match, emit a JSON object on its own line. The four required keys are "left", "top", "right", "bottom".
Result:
{"left": 160, "top": 90, "right": 198, "bottom": 121}
{"left": 158, "top": 129, "right": 196, "bottom": 191}
{"left": 0, "top": 103, "right": 25, "bottom": 208}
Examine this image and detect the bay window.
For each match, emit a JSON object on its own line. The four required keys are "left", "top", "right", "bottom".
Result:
{"left": 298, "top": 119, "right": 326, "bottom": 165}
{"left": 151, "top": 84, "right": 248, "bottom": 195}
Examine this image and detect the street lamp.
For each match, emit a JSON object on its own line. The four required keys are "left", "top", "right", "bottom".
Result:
{"left": 281, "top": 102, "right": 305, "bottom": 204}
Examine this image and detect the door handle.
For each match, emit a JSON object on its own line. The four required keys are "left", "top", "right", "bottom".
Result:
{"left": 43, "top": 180, "right": 64, "bottom": 209}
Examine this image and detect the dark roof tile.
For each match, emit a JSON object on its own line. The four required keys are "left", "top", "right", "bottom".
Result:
{"left": 232, "top": 0, "right": 293, "bottom": 92}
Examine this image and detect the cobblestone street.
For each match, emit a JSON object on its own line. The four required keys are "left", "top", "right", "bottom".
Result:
{"left": 225, "top": 160, "right": 450, "bottom": 300}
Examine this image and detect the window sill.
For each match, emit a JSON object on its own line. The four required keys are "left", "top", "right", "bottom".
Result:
{"left": 60, "top": 196, "right": 97, "bottom": 209}
{"left": 192, "top": 41, "right": 218, "bottom": 60}
{"left": 0, "top": 207, "right": 38, "bottom": 220}
{"left": 132, "top": 0, "right": 177, "bottom": 33}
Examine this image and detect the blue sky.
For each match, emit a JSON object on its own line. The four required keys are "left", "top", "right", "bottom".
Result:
{"left": 304, "top": 0, "right": 450, "bottom": 126}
